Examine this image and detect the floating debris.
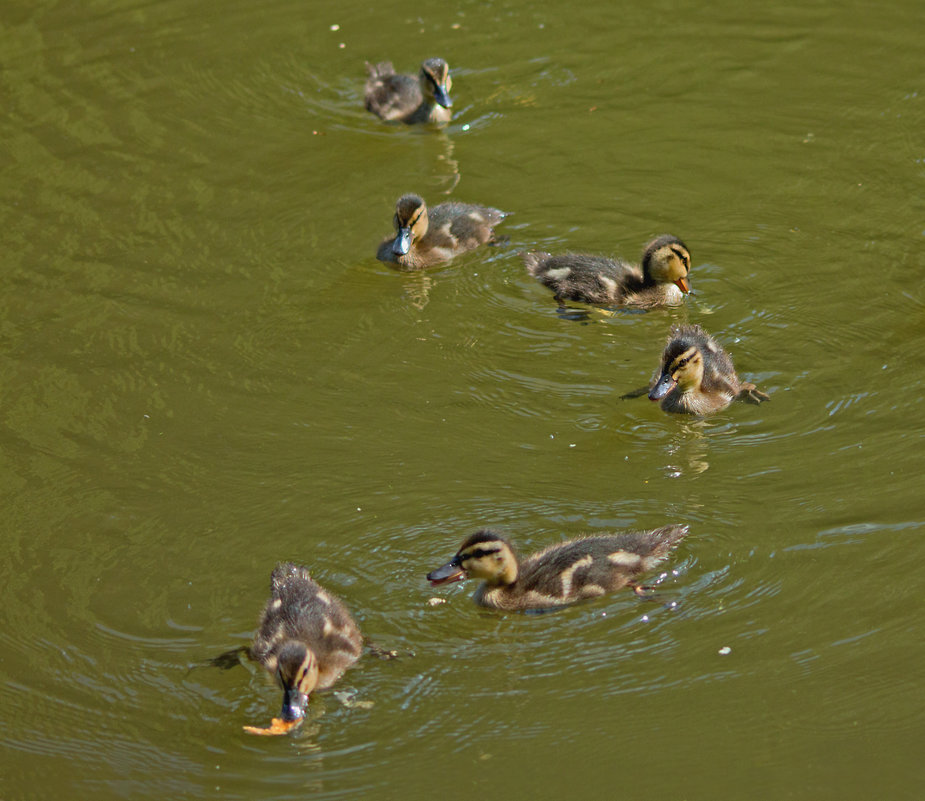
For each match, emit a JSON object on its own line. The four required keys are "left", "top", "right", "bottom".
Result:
{"left": 243, "top": 717, "right": 301, "bottom": 736}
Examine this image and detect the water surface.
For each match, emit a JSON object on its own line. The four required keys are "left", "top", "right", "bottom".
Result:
{"left": 2, "top": 0, "right": 924, "bottom": 798}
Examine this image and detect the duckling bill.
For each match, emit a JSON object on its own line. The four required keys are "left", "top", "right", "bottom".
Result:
{"left": 641, "top": 323, "right": 769, "bottom": 415}
{"left": 377, "top": 193, "right": 508, "bottom": 269}
{"left": 523, "top": 235, "right": 692, "bottom": 308}
{"left": 427, "top": 526, "right": 688, "bottom": 611}
{"left": 243, "top": 562, "right": 362, "bottom": 734}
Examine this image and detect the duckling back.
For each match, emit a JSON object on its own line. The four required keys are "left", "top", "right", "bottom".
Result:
{"left": 364, "top": 58, "right": 452, "bottom": 125}
{"left": 472, "top": 526, "right": 688, "bottom": 610}
{"left": 516, "top": 526, "right": 688, "bottom": 600}
{"left": 428, "top": 201, "right": 507, "bottom": 250}
{"left": 251, "top": 562, "right": 362, "bottom": 689}
{"left": 523, "top": 235, "right": 690, "bottom": 308}
{"left": 364, "top": 62, "right": 421, "bottom": 121}
{"left": 522, "top": 252, "right": 643, "bottom": 305}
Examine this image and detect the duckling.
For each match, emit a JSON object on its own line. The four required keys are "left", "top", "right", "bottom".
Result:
{"left": 427, "top": 526, "right": 688, "bottom": 611}
{"left": 522, "top": 235, "right": 691, "bottom": 308}
{"left": 377, "top": 193, "right": 508, "bottom": 269}
{"left": 364, "top": 58, "right": 453, "bottom": 125}
{"left": 641, "top": 323, "right": 769, "bottom": 415}
{"left": 246, "top": 562, "right": 362, "bottom": 730}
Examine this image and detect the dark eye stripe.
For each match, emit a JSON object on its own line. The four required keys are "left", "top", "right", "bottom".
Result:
{"left": 462, "top": 547, "right": 501, "bottom": 560}
{"left": 671, "top": 349, "right": 700, "bottom": 371}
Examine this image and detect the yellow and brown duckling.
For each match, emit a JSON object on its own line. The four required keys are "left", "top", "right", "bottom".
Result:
{"left": 377, "top": 193, "right": 508, "bottom": 269}
{"left": 427, "top": 526, "right": 688, "bottom": 611}
{"left": 522, "top": 235, "right": 692, "bottom": 308}
{"left": 244, "top": 562, "right": 362, "bottom": 734}
{"left": 364, "top": 58, "right": 453, "bottom": 125}
{"left": 643, "top": 323, "right": 769, "bottom": 415}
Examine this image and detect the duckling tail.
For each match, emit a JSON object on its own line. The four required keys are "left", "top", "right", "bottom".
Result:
{"left": 365, "top": 61, "right": 394, "bottom": 79}
{"left": 654, "top": 524, "right": 689, "bottom": 549}
{"left": 521, "top": 251, "right": 551, "bottom": 276}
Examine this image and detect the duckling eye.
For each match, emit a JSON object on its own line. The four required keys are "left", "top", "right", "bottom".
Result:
{"left": 670, "top": 247, "right": 689, "bottom": 269}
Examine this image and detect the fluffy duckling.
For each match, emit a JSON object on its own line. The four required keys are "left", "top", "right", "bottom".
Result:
{"left": 377, "top": 193, "right": 507, "bottom": 269}
{"left": 522, "top": 235, "right": 692, "bottom": 308}
{"left": 364, "top": 58, "right": 453, "bottom": 125}
{"left": 427, "top": 526, "right": 688, "bottom": 611}
{"left": 247, "top": 562, "right": 362, "bottom": 729}
{"left": 643, "top": 323, "right": 769, "bottom": 415}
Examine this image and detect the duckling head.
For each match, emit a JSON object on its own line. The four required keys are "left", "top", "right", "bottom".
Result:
{"left": 649, "top": 331, "right": 705, "bottom": 401}
{"left": 419, "top": 58, "right": 452, "bottom": 109}
{"left": 275, "top": 640, "right": 319, "bottom": 722}
{"left": 642, "top": 235, "right": 691, "bottom": 293}
{"left": 427, "top": 529, "right": 518, "bottom": 588}
{"left": 392, "top": 194, "right": 429, "bottom": 256}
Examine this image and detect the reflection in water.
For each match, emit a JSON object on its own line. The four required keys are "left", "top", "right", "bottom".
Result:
{"left": 288, "top": 715, "right": 324, "bottom": 755}
{"left": 434, "top": 133, "right": 460, "bottom": 195}
{"left": 401, "top": 271, "right": 434, "bottom": 310}
{"left": 662, "top": 423, "right": 712, "bottom": 478}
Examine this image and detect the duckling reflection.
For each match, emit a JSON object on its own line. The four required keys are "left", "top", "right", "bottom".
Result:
{"left": 523, "top": 235, "right": 692, "bottom": 309}
{"left": 364, "top": 58, "right": 453, "bottom": 125}
{"left": 400, "top": 270, "right": 434, "bottom": 310}
{"left": 427, "top": 526, "right": 688, "bottom": 611}
{"left": 434, "top": 133, "right": 460, "bottom": 195}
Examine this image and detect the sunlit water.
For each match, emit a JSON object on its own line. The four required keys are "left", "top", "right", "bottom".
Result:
{"left": 1, "top": 0, "right": 924, "bottom": 798}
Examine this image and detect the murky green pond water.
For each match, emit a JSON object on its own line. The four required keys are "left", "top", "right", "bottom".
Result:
{"left": 2, "top": 0, "right": 924, "bottom": 798}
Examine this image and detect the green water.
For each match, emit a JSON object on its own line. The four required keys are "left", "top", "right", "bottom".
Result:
{"left": 2, "top": 0, "right": 924, "bottom": 798}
